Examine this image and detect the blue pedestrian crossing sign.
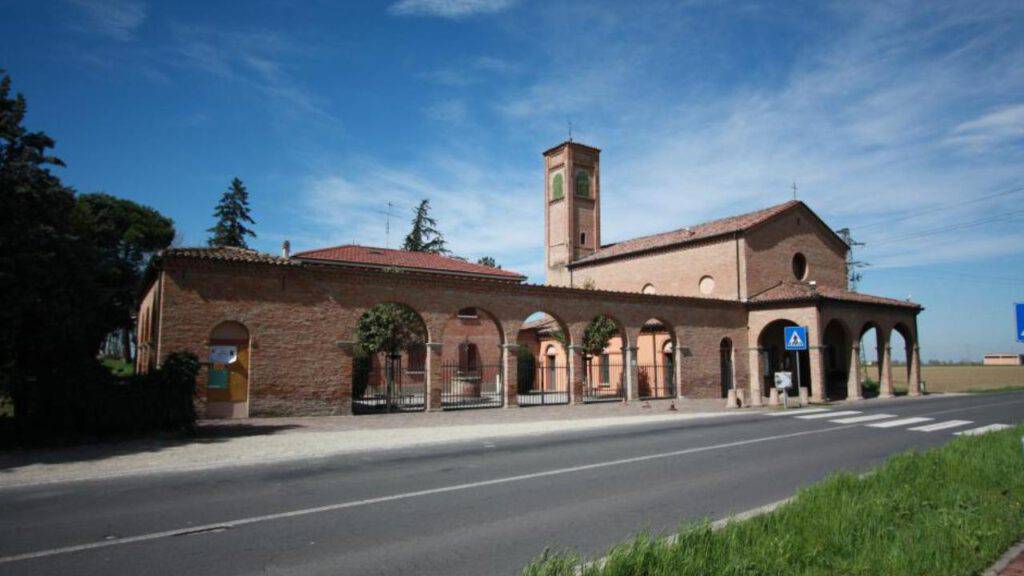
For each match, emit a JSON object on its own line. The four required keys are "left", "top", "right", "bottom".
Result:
{"left": 785, "top": 326, "right": 809, "bottom": 351}
{"left": 1017, "top": 303, "right": 1024, "bottom": 343}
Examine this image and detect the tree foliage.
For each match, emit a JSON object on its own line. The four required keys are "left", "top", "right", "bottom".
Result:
{"left": 208, "top": 177, "right": 256, "bottom": 248}
{"left": 582, "top": 315, "right": 619, "bottom": 357}
{"left": 74, "top": 193, "right": 175, "bottom": 360}
{"left": 355, "top": 303, "right": 426, "bottom": 356}
{"left": 403, "top": 199, "right": 448, "bottom": 254}
{"left": 476, "top": 256, "right": 500, "bottom": 268}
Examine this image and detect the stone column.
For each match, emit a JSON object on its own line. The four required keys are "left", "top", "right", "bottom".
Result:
{"left": 336, "top": 340, "right": 356, "bottom": 414}
{"left": 748, "top": 347, "right": 764, "bottom": 407}
{"left": 879, "top": 340, "right": 894, "bottom": 398}
{"left": 847, "top": 342, "right": 863, "bottom": 401}
{"left": 568, "top": 344, "right": 585, "bottom": 404}
{"left": 625, "top": 345, "right": 639, "bottom": 402}
{"left": 425, "top": 342, "right": 444, "bottom": 411}
{"left": 808, "top": 347, "right": 826, "bottom": 403}
{"left": 674, "top": 344, "right": 685, "bottom": 399}
{"left": 502, "top": 343, "right": 519, "bottom": 408}
{"left": 908, "top": 345, "right": 922, "bottom": 396}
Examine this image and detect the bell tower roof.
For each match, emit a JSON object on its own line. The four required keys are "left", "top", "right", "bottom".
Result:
{"left": 543, "top": 140, "right": 602, "bottom": 157}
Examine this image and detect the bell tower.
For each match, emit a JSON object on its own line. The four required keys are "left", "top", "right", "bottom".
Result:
{"left": 543, "top": 141, "right": 601, "bottom": 286}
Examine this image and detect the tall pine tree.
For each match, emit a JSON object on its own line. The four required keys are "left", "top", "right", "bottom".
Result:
{"left": 208, "top": 177, "right": 256, "bottom": 248}
{"left": 402, "top": 199, "right": 448, "bottom": 254}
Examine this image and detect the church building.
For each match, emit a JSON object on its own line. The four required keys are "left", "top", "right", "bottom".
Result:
{"left": 137, "top": 141, "right": 923, "bottom": 419}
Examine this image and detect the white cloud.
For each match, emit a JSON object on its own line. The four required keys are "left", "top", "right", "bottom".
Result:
{"left": 425, "top": 99, "right": 469, "bottom": 124}
{"left": 946, "top": 103, "right": 1024, "bottom": 150}
{"left": 68, "top": 0, "right": 147, "bottom": 41}
{"left": 389, "top": 0, "right": 518, "bottom": 18}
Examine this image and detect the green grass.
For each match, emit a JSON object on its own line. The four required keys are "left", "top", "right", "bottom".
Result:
{"left": 101, "top": 357, "right": 135, "bottom": 377}
{"left": 523, "top": 425, "right": 1024, "bottom": 576}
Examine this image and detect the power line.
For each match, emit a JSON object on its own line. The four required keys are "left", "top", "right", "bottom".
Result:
{"left": 867, "top": 207, "right": 1024, "bottom": 246}
{"left": 853, "top": 184, "right": 1024, "bottom": 231}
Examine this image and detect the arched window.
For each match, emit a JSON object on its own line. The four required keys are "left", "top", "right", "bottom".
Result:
{"left": 574, "top": 170, "right": 590, "bottom": 198}
{"left": 551, "top": 173, "right": 564, "bottom": 200}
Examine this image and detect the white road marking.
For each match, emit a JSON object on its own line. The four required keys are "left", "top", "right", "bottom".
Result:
{"left": 956, "top": 423, "right": 1012, "bottom": 436}
{"left": 830, "top": 413, "right": 897, "bottom": 424}
{"left": 797, "top": 410, "right": 861, "bottom": 420}
{"left": 908, "top": 420, "right": 973, "bottom": 432}
{"left": 867, "top": 417, "right": 933, "bottom": 429}
{"left": 766, "top": 408, "right": 830, "bottom": 416}
{"left": 0, "top": 424, "right": 863, "bottom": 566}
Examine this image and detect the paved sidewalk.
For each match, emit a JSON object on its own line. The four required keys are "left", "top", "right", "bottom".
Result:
{"left": 988, "top": 540, "right": 1024, "bottom": 576}
{"left": 0, "top": 399, "right": 747, "bottom": 488}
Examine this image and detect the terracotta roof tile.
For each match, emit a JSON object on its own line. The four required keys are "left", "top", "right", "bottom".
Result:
{"left": 161, "top": 246, "right": 298, "bottom": 266}
{"left": 749, "top": 281, "right": 921, "bottom": 309}
{"left": 291, "top": 245, "right": 525, "bottom": 281}
{"left": 571, "top": 200, "right": 805, "bottom": 267}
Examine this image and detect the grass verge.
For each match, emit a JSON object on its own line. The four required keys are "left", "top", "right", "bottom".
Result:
{"left": 524, "top": 425, "right": 1024, "bottom": 576}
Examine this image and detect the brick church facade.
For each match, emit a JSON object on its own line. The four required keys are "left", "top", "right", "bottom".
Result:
{"left": 137, "top": 141, "right": 922, "bottom": 419}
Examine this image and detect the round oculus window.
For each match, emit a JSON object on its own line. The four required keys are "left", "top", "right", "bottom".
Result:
{"left": 699, "top": 275, "right": 715, "bottom": 295}
{"left": 792, "top": 253, "right": 808, "bottom": 280}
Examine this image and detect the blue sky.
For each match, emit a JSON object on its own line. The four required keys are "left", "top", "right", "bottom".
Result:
{"left": 2, "top": 0, "right": 1023, "bottom": 361}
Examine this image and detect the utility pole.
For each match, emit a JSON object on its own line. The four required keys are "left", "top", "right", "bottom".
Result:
{"left": 385, "top": 201, "right": 394, "bottom": 248}
{"left": 835, "top": 227, "right": 868, "bottom": 292}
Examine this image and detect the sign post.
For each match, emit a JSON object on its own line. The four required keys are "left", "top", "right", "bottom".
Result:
{"left": 1016, "top": 303, "right": 1024, "bottom": 343}
{"left": 784, "top": 326, "right": 809, "bottom": 405}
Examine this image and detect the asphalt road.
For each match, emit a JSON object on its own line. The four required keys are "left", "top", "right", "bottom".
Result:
{"left": 1, "top": 392, "right": 1022, "bottom": 576}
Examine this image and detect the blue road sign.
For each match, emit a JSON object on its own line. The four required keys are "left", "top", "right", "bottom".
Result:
{"left": 1016, "top": 303, "right": 1024, "bottom": 343}
{"left": 785, "top": 326, "right": 808, "bottom": 351}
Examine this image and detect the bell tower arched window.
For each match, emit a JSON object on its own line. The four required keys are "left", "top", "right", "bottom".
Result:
{"left": 575, "top": 170, "right": 590, "bottom": 198}
{"left": 551, "top": 173, "right": 564, "bottom": 201}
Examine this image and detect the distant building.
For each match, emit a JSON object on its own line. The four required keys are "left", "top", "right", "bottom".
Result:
{"left": 983, "top": 354, "right": 1023, "bottom": 366}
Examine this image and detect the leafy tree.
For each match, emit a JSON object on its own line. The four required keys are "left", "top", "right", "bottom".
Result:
{"left": 403, "top": 199, "right": 448, "bottom": 254}
{"left": 0, "top": 71, "right": 107, "bottom": 415}
{"left": 73, "top": 193, "right": 175, "bottom": 361}
{"left": 582, "top": 315, "right": 618, "bottom": 358}
{"left": 355, "top": 303, "right": 425, "bottom": 356}
{"left": 208, "top": 177, "right": 255, "bottom": 248}
{"left": 476, "top": 256, "right": 500, "bottom": 268}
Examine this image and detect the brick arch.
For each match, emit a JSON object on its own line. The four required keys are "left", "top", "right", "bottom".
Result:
{"left": 344, "top": 301, "right": 432, "bottom": 344}
{"left": 437, "top": 305, "right": 506, "bottom": 347}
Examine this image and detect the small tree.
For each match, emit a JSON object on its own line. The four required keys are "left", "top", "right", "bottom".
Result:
{"left": 208, "top": 177, "right": 256, "bottom": 248}
{"left": 403, "top": 199, "right": 448, "bottom": 254}
{"left": 582, "top": 315, "right": 618, "bottom": 358}
{"left": 476, "top": 256, "right": 499, "bottom": 268}
{"left": 355, "top": 304, "right": 425, "bottom": 408}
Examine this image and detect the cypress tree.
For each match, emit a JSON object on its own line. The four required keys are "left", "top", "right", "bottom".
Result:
{"left": 403, "top": 199, "right": 448, "bottom": 254}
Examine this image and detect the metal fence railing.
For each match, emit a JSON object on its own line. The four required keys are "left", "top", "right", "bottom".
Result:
{"left": 517, "top": 364, "right": 569, "bottom": 406}
{"left": 637, "top": 364, "right": 675, "bottom": 399}
{"left": 441, "top": 363, "right": 503, "bottom": 410}
{"left": 353, "top": 355, "right": 426, "bottom": 415}
{"left": 583, "top": 360, "right": 625, "bottom": 402}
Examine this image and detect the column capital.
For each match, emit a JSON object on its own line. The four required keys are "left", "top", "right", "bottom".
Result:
{"left": 336, "top": 340, "right": 357, "bottom": 351}
{"left": 500, "top": 343, "right": 520, "bottom": 353}
{"left": 425, "top": 342, "right": 443, "bottom": 351}
{"left": 567, "top": 344, "right": 586, "bottom": 352}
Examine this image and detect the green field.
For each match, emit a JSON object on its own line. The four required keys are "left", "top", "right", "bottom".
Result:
{"left": 878, "top": 364, "right": 1024, "bottom": 393}
{"left": 524, "top": 425, "right": 1024, "bottom": 576}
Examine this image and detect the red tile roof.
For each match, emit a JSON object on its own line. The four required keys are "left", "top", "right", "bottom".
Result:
{"left": 160, "top": 246, "right": 299, "bottom": 266}
{"left": 571, "top": 200, "right": 824, "bottom": 267}
{"left": 749, "top": 281, "right": 921, "bottom": 309}
{"left": 291, "top": 245, "right": 525, "bottom": 281}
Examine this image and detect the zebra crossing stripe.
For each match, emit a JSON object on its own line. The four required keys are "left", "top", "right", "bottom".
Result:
{"left": 797, "top": 410, "right": 860, "bottom": 420}
{"left": 956, "top": 423, "right": 1011, "bottom": 436}
{"left": 766, "top": 408, "right": 830, "bottom": 416}
{"left": 908, "top": 420, "right": 973, "bottom": 432}
{"left": 867, "top": 417, "right": 933, "bottom": 429}
{"left": 830, "top": 413, "right": 896, "bottom": 424}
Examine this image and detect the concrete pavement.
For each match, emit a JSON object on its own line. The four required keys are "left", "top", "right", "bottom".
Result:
{"left": 0, "top": 391, "right": 1021, "bottom": 575}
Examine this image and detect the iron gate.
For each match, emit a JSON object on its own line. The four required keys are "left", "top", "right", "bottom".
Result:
{"left": 517, "top": 363, "right": 569, "bottom": 406}
{"left": 583, "top": 358, "right": 625, "bottom": 402}
{"left": 638, "top": 364, "right": 675, "bottom": 399}
{"left": 353, "top": 354, "right": 426, "bottom": 414}
{"left": 441, "top": 363, "right": 503, "bottom": 410}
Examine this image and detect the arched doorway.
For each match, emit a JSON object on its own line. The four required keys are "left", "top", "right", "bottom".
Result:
{"left": 516, "top": 311, "right": 570, "bottom": 405}
{"left": 758, "top": 320, "right": 810, "bottom": 399}
{"left": 207, "top": 321, "right": 250, "bottom": 419}
{"left": 891, "top": 323, "right": 913, "bottom": 393}
{"left": 637, "top": 318, "right": 675, "bottom": 399}
{"left": 352, "top": 303, "right": 428, "bottom": 414}
{"left": 719, "top": 337, "right": 734, "bottom": 399}
{"left": 859, "top": 322, "right": 883, "bottom": 397}
{"left": 823, "top": 320, "right": 850, "bottom": 400}
{"left": 440, "top": 306, "right": 504, "bottom": 410}
{"left": 582, "top": 314, "right": 627, "bottom": 402}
